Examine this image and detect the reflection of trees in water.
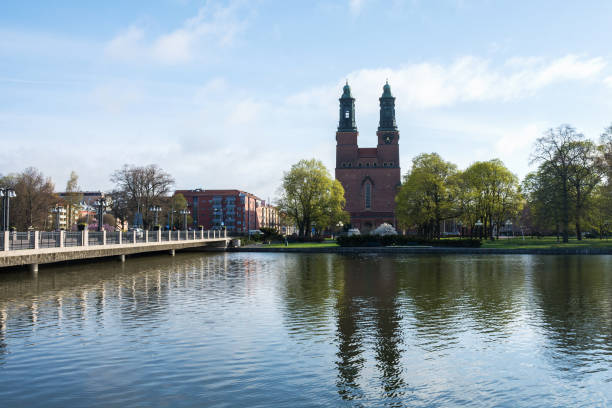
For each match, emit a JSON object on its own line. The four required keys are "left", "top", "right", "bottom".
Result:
{"left": 281, "top": 255, "right": 341, "bottom": 338}
{"left": 282, "top": 254, "right": 532, "bottom": 402}
{"left": 532, "top": 256, "right": 612, "bottom": 373}
{"left": 399, "top": 256, "right": 525, "bottom": 347}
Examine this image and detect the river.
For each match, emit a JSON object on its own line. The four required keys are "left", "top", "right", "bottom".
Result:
{"left": 0, "top": 253, "right": 611, "bottom": 407}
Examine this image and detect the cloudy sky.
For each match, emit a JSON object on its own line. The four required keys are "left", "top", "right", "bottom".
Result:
{"left": 2, "top": 0, "right": 612, "bottom": 200}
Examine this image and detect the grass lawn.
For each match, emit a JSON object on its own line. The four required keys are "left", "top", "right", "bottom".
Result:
{"left": 263, "top": 242, "right": 340, "bottom": 248}
{"left": 249, "top": 236, "right": 612, "bottom": 250}
{"left": 479, "top": 236, "right": 612, "bottom": 249}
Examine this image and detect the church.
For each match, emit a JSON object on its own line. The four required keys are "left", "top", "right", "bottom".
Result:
{"left": 335, "top": 81, "right": 401, "bottom": 233}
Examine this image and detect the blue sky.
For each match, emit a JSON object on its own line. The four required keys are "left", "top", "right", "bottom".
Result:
{"left": 2, "top": 0, "right": 612, "bottom": 200}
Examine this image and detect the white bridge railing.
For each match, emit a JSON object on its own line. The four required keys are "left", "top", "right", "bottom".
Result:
{"left": 0, "top": 229, "right": 227, "bottom": 252}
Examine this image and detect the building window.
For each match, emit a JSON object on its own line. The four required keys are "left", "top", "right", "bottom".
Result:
{"left": 358, "top": 163, "right": 362, "bottom": 167}
{"left": 365, "top": 182, "right": 372, "bottom": 209}
{"left": 373, "top": 162, "right": 377, "bottom": 167}
{"left": 366, "top": 162, "right": 370, "bottom": 167}
{"left": 345, "top": 110, "right": 350, "bottom": 118}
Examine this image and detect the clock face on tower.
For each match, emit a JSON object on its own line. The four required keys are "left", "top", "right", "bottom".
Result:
{"left": 384, "top": 134, "right": 393, "bottom": 144}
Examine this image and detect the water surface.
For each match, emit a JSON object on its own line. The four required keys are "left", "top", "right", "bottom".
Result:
{"left": 0, "top": 253, "right": 611, "bottom": 407}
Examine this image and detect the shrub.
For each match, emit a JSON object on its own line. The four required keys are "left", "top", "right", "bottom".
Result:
{"left": 336, "top": 235, "right": 481, "bottom": 248}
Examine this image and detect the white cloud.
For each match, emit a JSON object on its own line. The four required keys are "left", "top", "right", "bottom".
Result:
{"left": 349, "top": 0, "right": 365, "bottom": 15}
{"left": 105, "top": 1, "right": 246, "bottom": 64}
{"left": 290, "top": 55, "right": 607, "bottom": 113}
{"left": 604, "top": 75, "right": 612, "bottom": 88}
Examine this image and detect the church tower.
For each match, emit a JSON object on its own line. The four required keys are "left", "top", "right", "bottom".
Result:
{"left": 335, "top": 82, "right": 401, "bottom": 233}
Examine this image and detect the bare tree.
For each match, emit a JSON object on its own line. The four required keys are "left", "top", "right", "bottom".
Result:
{"left": 2, "top": 167, "right": 57, "bottom": 230}
{"left": 110, "top": 164, "right": 175, "bottom": 229}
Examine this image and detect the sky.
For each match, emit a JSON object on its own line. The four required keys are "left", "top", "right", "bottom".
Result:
{"left": 2, "top": 0, "right": 612, "bottom": 201}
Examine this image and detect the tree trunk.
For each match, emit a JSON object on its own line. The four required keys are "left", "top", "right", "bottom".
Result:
{"left": 561, "top": 179, "right": 569, "bottom": 243}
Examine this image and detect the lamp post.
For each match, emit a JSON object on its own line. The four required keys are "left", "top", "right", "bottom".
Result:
{"left": 149, "top": 206, "right": 162, "bottom": 229}
{"left": 51, "top": 206, "right": 62, "bottom": 231}
{"left": 475, "top": 220, "right": 483, "bottom": 239}
{"left": 0, "top": 188, "right": 17, "bottom": 231}
{"left": 94, "top": 197, "right": 107, "bottom": 232}
{"left": 179, "top": 209, "right": 190, "bottom": 230}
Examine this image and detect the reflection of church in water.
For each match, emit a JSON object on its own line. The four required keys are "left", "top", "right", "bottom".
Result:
{"left": 335, "top": 81, "right": 402, "bottom": 233}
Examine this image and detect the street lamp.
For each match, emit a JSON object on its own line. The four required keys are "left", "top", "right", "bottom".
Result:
{"left": 0, "top": 188, "right": 17, "bottom": 231}
{"left": 475, "top": 220, "right": 483, "bottom": 239}
{"left": 149, "top": 206, "right": 162, "bottom": 229}
{"left": 94, "top": 197, "right": 107, "bottom": 232}
{"left": 179, "top": 209, "right": 190, "bottom": 230}
{"left": 51, "top": 206, "right": 62, "bottom": 231}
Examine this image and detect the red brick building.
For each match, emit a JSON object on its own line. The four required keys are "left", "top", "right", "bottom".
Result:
{"left": 335, "top": 81, "right": 401, "bottom": 233}
{"left": 175, "top": 189, "right": 278, "bottom": 234}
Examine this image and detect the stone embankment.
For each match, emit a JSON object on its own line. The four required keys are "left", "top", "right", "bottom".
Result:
{"left": 229, "top": 246, "right": 612, "bottom": 255}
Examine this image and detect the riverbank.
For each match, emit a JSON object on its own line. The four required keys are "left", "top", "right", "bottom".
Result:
{"left": 230, "top": 245, "right": 612, "bottom": 255}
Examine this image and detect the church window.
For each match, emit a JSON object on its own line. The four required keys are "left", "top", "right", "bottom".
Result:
{"left": 373, "top": 162, "right": 377, "bottom": 167}
{"left": 365, "top": 182, "right": 372, "bottom": 209}
{"left": 358, "top": 163, "right": 362, "bottom": 167}
{"left": 366, "top": 162, "right": 370, "bottom": 167}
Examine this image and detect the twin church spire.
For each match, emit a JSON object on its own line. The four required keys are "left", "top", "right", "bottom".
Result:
{"left": 338, "top": 81, "right": 397, "bottom": 132}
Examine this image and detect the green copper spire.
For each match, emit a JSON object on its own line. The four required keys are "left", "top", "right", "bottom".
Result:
{"left": 378, "top": 81, "right": 397, "bottom": 131}
{"left": 341, "top": 80, "right": 353, "bottom": 99}
{"left": 382, "top": 79, "right": 393, "bottom": 98}
{"left": 338, "top": 81, "right": 357, "bottom": 131}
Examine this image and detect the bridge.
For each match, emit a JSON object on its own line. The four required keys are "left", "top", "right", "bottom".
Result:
{"left": 0, "top": 229, "right": 230, "bottom": 271}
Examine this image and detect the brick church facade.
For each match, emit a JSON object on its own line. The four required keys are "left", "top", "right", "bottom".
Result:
{"left": 335, "top": 82, "right": 401, "bottom": 233}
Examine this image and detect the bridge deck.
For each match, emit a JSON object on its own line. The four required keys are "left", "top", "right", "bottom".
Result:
{"left": 0, "top": 231, "right": 230, "bottom": 269}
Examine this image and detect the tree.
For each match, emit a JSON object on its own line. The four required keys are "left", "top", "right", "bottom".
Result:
{"left": 458, "top": 159, "right": 522, "bottom": 240}
{"left": 1, "top": 167, "right": 57, "bottom": 230}
{"left": 531, "top": 125, "right": 584, "bottom": 242}
{"left": 110, "top": 164, "right": 174, "bottom": 229}
{"left": 63, "top": 171, "right": 83, "bottom": 229}
{"left": 277, "top": 159, "right": 348, "bottom": 237}
{"left": 588, "top": 185, "right": 612, "bottom": 239}
{"left": 567, "top": 140, "right": 605, "bottom": 239}
{"left": 522, "top": 166, "right": 565, "bottom": 238}
{"left": 395, "top": 153, "right": 458, "bottom": 239}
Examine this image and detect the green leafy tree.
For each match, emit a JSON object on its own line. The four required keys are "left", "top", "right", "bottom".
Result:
{"left": 458, "top": 159, "right": 522, "bottom": 240}
{"left": 395, "top": 153, "right": 458, "bottom": 239}
{"left": 277, "top": 159, "right": 348, "bottom": 237}
{"left": 531, "top": 125, "right": 586, "bottom": 242}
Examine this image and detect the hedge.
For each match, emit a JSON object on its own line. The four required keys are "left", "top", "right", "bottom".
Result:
{"left": 336, "top": 235, "right": 481, "bottom": 248}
